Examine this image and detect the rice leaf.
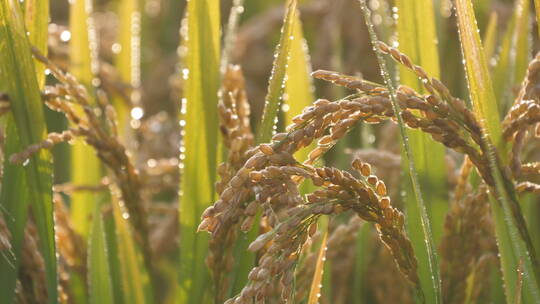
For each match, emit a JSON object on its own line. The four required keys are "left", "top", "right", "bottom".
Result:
{"left": 112, "top": 195, "right": 153, "bottom": 304}
{"left": 178, "top": 0, "right": 221, "bottom": 302}
{"left": 115, "top": 0, "right": 140, "bottom": 133}
{"left": 492, "top": 0, "right": 530, "bottom": 111}
{"left": 0, "top": 1, "right": 47, "bottom": 301}
{"left": 352, "top": 223, "right": 372, "bottom": 304}
{"left": 23, "top": 0, "right": 48, "bottom": 87}
{"left": 69, "top": 0, "right": 103, "bottom": 238}
{"left": 358, "top": 1, "right": 440, "bottom": 302}
{"left": 0, "top": 117, "right": 29, "bottom": 304}
{"left": 284, "top": 12, "right": 315, "bottom": 163}
{"left": 88, "top": 204, "right": 114, "bottom": 304}
{"left": 102, "top": 208, "right": 126, "bottom": 304}
{"left": 0, "top": 0, "right": 56, "bottom": 302}
{"left": 307, "top": 228, "right": 328, "bottom": 304}
{"left": 256, "top": 0, "right": 298, "bottom": 144}
{"left": 455, "top": 0, "right": 540, "bottom": 302}
{"left": 454, "top": 0, "right": 502, "bottom": 145}
{"left": 483, "top": 12, "right": 498, "bottom": 64}
{"left": 396, "top": 1, "right": 447, "bottom": 302}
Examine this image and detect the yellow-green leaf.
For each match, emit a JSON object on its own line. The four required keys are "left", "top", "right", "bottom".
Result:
{"left": 69, "top": 0, "right": 103, "bottom": 238}
{"left": 178, "top": 0, "right": 221, "bottom": 302}
{"left": 455, "top": 1, "right": 540, "bottom": 302}
{"left": 88, "top": 204, "right": 114, "bottom": 304}
{"left": 256, "top": 0, "right": 298, "bottom": 143}
{"left": 397, "top": 0, "right": 445, "bottom": 302}
{"left": 0, "top": 0, "right": 56, "bottom": 302}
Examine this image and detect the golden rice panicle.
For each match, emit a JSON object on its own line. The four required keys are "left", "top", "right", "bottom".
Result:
{"left": 208, "top": 64, "right": 255, "bottom": 303}
{"left": 503, "top": 52, "right": 540, "bottom": 139}
{"left": 32, "top": 48, "right": 155, "bottom": 277}
{"left": 440, "top": 187, "right": 496, "bottom": 304}
{"left": 311, "top": 69, "right": 379, "bottom": 92}
{"left": 9, "top": 130, "right": 74, "bottom": 164}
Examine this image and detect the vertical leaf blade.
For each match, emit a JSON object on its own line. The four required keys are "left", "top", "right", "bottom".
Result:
{"left": 358, "top": 1, "right": 441, "bottom": 302}
{"left": 115, "top": 0, "right": 140, "bottom": 133}
{"left": 0, "top": 117, "right": 29, "bottom": 304}
{"left": 256, "top": 0, "right": 298, "bottom": 143}
{"left": 396, "top": 0, "right": 446, "bottom": 302}
{"left": 178, "top": 0, "right": 221, "bottom": 302}
{"left": 69, "top": 0, "right": 102, "bottom": 238}
{"left": 88, "top": 204, "right": 114, "bottom": 304}
{"left": 284, "top": 12, "right": 315, "bottom": 163}
{"left": 0, "top": 0, "right": 56, "bottom": 302}
{"left": 455, "top": 1, "right": 540, "bottom": 302}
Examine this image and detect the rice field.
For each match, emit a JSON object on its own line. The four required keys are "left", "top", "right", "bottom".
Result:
{"left": 0, "top": 0, "right": 539, "bottom": 303}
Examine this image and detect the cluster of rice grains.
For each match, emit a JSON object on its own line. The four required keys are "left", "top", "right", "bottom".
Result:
{"left": 198, "top": 40, "right": 540, "bottom": 302}
{"left": 4, "top": 47, "right": 162, "bottom": 292}
{"left": 200, "top": 65, "right": 421, "bottom": 302}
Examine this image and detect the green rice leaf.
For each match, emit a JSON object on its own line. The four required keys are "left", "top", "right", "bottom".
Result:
{"left": 69, "top": 0, "right": 102, "bottom": 239}
{"left": 396, "top": 1, "right": 447, "bottom": 302}
{"left": 0, "top": 0, "right": 56, "bottom": 302}
{"left": 115, "top": 0, "right": 140, "bottom": 132}
{"left": 352, "top": 223, "right": 372, "bottom": 304}
{"left": 455, "top": 0, "right": 540, "bottom": 302}
{"left": 0, "top": 117, "right": 29, "bottom": 304}
{"left": 256, "top": 0, "right": 298, "bottom": 144}
{"left": 88, "top": 204, "right": 114, "bottom": 304}
{"left": 178, "top": 0, "right": 221, "bottom": 302}
{"left": 23, "top": 0, "right": 48, "bottom": 87}
{"left": 358, "top": 0, "right": 441, "bottom": 302}
{"left": 454, "top": 0, "right": 502, "bottom": 145}
{"left": 112, "top": 196, "right": 153, "bottom": 304}
{"left": 102, "top": 208, "right": 126, "bottom": 304}
{"left": 492, "top": 0, "right": 530, "bottom": 112}
{"left": 482, "top": 12, "right": 498, "bottom": 65}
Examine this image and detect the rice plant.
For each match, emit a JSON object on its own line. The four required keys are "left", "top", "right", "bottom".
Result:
{"left": 0, "top": 0, "right": 539, "bottom": 303}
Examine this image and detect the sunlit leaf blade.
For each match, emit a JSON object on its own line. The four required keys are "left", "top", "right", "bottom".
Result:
{"left": 396, "top": 0, "right": 445, "bottom": 302}
{"left": 492, "top": 0, "right": 530, "bottom": 111}
{"left": 455, "top": 0, "right": 540, "bottom": 302}
{"left": 284, "top": 12, "right": 315, "bottom": 163}
{"left": 0, "top": 1, "right": 48, "bottom": 301}
{"left": 256, "top": 0, "right": 298, "bottom": 143}
{"left": 115, "top": 0, "right": 140, "bottom": 134}
{"left": 88, "top": 204, "right": 114, "bottom": 304}
{"left": 358, "top": 1, "right": 440, "bottom": 302}
{"left": 284, "top": 11, "right": 318, "bottom": 195}
{"left": 482, "top": 12, "right": 498, "bottom": 63}
{"left": 0, "top": 117, "right": 29, "bottom": 304}
{"left": 179, "top": 0, "right": 221, "bottom": 302}
{"left": 353, "top": 223, "right": 371, "bottom": 304}
{"left": 0, "top": 1, "right": 56, "bottom": 302}
{"left": 307, "top": 229, "right": 328, "bottom": 304}
{"left": 112, "top": 196, "right": 153, "bottom": 304}
{"left": 454, "top": 0, "right": 502, "bottom": 145}
{"left": 69, "top": 0, "right": 102, "bottom": 239}
{"left": 102, "top": 209, "right": 126, "bottom": 304}
{"left": 23, "top": 0, "right": 48, "bottom": 87}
